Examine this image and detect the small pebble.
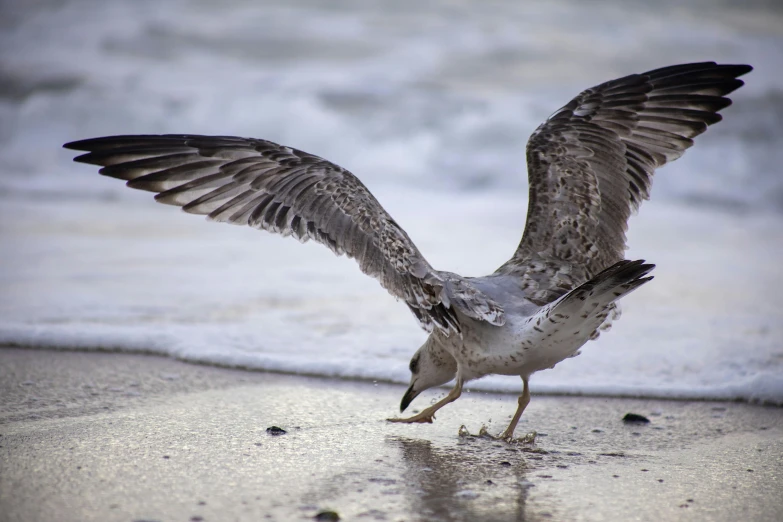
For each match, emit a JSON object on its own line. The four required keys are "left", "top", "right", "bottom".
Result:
{"left": 314, "top": 510, "right": 340, "bottom": 521}
{"left": 266, "top": 426, "right": 287, "bottom": 436}
{"left": 622, "top": 413, "right": 650, "bottom": 424}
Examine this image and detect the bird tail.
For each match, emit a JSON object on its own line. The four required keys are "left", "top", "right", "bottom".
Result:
{"left": 546, "top": 259, "right": 655, "bottom": 325}
{"left": 518, "top": 260, "right": 655, "bottom": 371}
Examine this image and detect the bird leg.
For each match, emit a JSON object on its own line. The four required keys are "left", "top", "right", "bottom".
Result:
{"left": 498, "top": 378, "right": 530, "bottom": 440}
{"left": 388, "top": 378, "right": 464, "bottom": 424}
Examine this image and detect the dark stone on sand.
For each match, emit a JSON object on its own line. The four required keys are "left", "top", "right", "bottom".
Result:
{"left": 622, "top": 413, "right": 650, "bottom": 424}
{"left": 314, "top": 510, "right": 340, "bottom": 521}
{"left": 266, "top": 426, "right": 287, "bottom": 436}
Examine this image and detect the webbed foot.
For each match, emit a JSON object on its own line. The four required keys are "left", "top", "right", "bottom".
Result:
{"left": 387, "top": 410, "right": 436, "bottom": 423}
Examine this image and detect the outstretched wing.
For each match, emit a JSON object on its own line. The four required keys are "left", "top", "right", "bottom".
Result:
{"left": 65, "top": 135, "right": 503, "bottom": 334}
{"left": 498, "top": 62, "right": 751, "bottom": 303}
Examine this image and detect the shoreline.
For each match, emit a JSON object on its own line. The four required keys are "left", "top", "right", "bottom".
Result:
{"left": 2, "top": 343, "right": 779, "bottom": 406}
{"left": 2, "top": 347, "right": 782, "bottom": 522}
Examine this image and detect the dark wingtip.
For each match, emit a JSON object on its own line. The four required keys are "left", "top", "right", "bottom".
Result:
{"left": 63, "top": 138, "right": 93, "bottom": 151}
{"left": 66, "top": 150, "right": 108, "bottom": 166}
{"left": 63, "top": 138, "right": 105, "bottom": 165}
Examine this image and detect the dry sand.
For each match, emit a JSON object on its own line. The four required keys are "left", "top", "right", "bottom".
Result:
{"left": 1, "top": 347, "right": 781, "bottom": 522}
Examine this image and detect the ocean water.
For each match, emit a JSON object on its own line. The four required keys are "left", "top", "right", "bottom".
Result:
{"left": 1, "top": 0, "right": 782, "bottom": 404}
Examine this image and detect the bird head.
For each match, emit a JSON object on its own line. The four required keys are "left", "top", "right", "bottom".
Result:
{"left": 400, "top": 340, "right": 457, "bottom": 412}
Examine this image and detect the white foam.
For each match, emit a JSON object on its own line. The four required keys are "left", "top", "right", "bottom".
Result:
{"left": 1, "top": 190, "right": 781, "bottom": 404}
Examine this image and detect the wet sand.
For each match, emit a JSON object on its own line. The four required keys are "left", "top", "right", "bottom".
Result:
{"left": 1, "top": 347, "right": 781, "bottom": 522}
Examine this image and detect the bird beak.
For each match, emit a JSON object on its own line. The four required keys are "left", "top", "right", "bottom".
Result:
{"left": 400, "top": 383, "right": 419, "bottom": 412}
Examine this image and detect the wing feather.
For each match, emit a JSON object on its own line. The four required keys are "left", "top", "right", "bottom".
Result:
{"left": 498, "top": 62, "right": 751, "bottom": 304}
{"left": 65, "top": 134, "right": 505, "bottom": 333}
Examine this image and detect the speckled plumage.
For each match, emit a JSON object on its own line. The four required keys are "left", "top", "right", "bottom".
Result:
{"left": 65, "top": 134, "right": 503, "bottom": 336}
{"left": 65, "top": 62, "right": 751, "bottom": 438}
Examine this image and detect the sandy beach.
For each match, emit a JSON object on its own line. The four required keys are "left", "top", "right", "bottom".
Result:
{"left": 1, "top": 347, "right": 781, "bottom": 522}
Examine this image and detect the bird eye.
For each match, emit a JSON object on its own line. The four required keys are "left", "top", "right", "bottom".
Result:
{"left": 409, "top": 356, "right": 419, "bottom": 373}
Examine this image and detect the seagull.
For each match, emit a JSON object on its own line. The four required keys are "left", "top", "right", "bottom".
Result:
{"left": 65, "top": 62, "right": 751, "bottom": 440}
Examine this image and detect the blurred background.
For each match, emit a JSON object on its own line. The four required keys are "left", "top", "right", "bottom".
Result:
{"left": 2, "top": 0, "right": 783, "bottom": 205}
{"left": 1, "top": 0, "right": 781, "bottom": 404}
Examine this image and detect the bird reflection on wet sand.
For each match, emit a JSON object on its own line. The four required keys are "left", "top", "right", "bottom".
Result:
{"left": 391, "top": 436, "right": 549, "bottom": 521}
